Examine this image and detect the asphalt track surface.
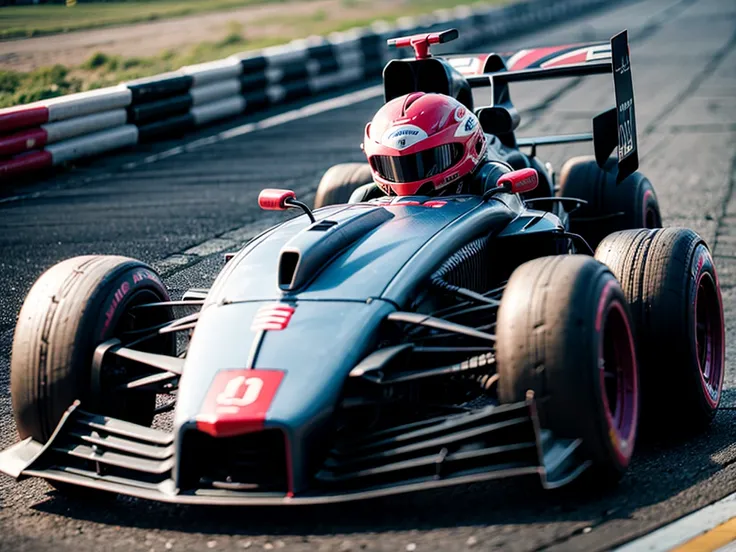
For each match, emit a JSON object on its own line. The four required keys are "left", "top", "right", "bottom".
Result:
{"left": 1, "top": 0, "right": 735, "bottom": 550}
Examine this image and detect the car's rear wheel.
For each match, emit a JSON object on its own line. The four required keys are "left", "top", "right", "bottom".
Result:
{"left": 558, "top": 156, "right": 662, "bottom": 250}
{"left": 496, "top": 255, "right": 639, "bottom": 485}
{"left": 11, "top": 256, "right": 175, "bottom": 494}
{"left": 314, "top": 163, "right": 375, "bottom": 209}
{"left": 595, "top": 228, "right": 725, "bottom": 432}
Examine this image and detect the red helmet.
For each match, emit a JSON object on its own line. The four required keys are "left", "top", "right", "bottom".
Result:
{"left": 363, "top": 92, "right": 486, "bottom": 196}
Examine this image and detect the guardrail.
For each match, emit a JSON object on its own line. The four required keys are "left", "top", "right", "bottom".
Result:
{"left": 0, "top": 0, "right": 614, "bottom": 180}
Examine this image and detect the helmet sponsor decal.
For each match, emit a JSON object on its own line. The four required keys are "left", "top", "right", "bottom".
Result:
{"left": 454, "top": 106, "right": 467, "bottom": 122}
{"left": 381, "top": 124, "right": 429, "bottom": 150}
{"left": 443, "top": 172, "right": 460, "bottom": 185}
{"left": 454, "top": 112, "right": 480, "bottom": 137}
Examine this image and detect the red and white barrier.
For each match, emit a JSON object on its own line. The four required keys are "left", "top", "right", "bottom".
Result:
{"left": 182, "top": 59, "right": 242, "bottom": 86}
{"left": 189, "top": 79, "right": 242, "bottom": 106}
{"left": 0, "top": 106, "right": 49, "bottom": 134}
{"left": 46, "top": 125, "right": 138, "bottom": 165}
{"left": 0, "top": 151, "right": 52, "bottom": 177}
{"left": 44, "top": 109, "right": 128, "bottom": 143}
{"left": 0, "top": 128, "right": 47, "bottom": 157}
{"left": 191, "top": 96, "right": 246, "bottom": 126}
{"left": 0, "top": 110, "right": 127, "bottom": 158}
{"left": 43, "top": 87, "right": 131, "bottom": 122}
{"left": 0, "top": 87, "right": 133, "bottom": 179}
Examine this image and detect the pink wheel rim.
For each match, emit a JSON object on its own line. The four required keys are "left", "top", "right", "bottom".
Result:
{"left": 642, "top": 190, "right": 659, "bottom": 228}
{"left": 694, "top": 271, "right": 724, "bottom": 408}
{"left": 598, "top": 298, "right": 638, "bottom": 466}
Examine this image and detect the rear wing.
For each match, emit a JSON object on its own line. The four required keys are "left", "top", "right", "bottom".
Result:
{"left": 448, "top": 41, "right": 612, "bottom": 76}
{"left": 453, "top": 31, "right": 638, "bottom": 182}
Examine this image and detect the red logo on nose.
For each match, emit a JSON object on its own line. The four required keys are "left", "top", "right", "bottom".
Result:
{"left": 251, "top": 304, "right": 295, "bottom": 331}
{"left": 196, "top": 370, "right": 285, "bottom": 437}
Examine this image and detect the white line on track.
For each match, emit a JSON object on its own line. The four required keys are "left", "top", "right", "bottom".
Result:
{"left": 124, "top": 84, "right": 384, "bottom": 170}
{"left": 0, "top": 190, "right": 43, "bottom": 205}
{"left": 615, "top": 491, "right": 736, "bottom": 551}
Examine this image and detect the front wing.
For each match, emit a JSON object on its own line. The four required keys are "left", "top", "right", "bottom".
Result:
{"left": 0, "top": 397, "right": 589, "bottom": 505}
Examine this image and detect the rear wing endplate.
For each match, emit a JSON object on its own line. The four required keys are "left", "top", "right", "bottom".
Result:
{"left": 597, "top": 30, "right": 638, "bottom": 181}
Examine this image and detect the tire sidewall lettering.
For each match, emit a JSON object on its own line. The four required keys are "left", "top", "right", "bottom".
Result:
{"left": 98, "top": 268, "right": 164, "bottom": 340}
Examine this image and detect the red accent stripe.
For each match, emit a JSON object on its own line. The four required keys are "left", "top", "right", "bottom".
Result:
{"left": 253, "top": 315, "right": 292, "bottom": 321}
{"left": 541, "top": 51, "right": 590, "bottom": 68}
{"left": 508, "top": 45, "right": 571, "bottom": 70}
{"left": 0, "top": 151, "right": 52, "bottom": 178}
{"left": 256, "top": 323, "right": 292, "bottom": 331}
{"left": 251, "top": 304, "right": 295, "bottom": 331}
{"left": 0, "top": 106, "right": 49, "bottom": 133}
{"left": 391, "top": 199, "right": 422, "bottom": 206}
{"left": 423, "top": 200, "right": 447, "bottom": 208}
{"left": 0, "top": 128, "right": 48, "bottom": 157}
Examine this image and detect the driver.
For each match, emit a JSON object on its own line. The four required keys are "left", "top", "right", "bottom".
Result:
{"left": 358, "top": 92, "right": 515, "bottom": 200}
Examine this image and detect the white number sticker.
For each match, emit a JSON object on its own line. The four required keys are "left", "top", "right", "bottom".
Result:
{"left": 216, "top": 376, "right": 264, "bottom": 407}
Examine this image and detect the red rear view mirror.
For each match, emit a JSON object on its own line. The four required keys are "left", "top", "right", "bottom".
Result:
{"left": 258, "top": 189, "right": 296, "bottom": 211}
{"left": 258, "top": 188, "right": 315, "bottom": 222}
{"left": 496, "top": 168, "right": 538, "bottom": 195}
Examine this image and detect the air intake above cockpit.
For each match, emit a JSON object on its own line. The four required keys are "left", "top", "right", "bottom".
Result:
{"left": 278, "top": 207, "right": 394, "bottom": 291}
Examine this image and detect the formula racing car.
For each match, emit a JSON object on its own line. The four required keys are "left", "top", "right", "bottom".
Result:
{"left": 0, "top": 29, "right": 725, "bottom": 504}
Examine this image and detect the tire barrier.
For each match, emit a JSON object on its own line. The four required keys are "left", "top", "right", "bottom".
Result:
{"left": 126, "top": 72, "right": 195, "bottom": 142}
{"left": 0, "top": 0, "right": 615, "bottom": 180}
{"left": 0, "top": 87, "right": 135, "bottom": 177}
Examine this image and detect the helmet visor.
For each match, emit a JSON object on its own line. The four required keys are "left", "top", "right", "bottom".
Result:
{"left": 370, "top": 143, "right": 463, "bottom": 184}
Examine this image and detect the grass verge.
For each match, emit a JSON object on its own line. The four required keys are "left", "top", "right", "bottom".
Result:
{"left": 0, "top": 0, "right": 506, "bottom": 109}
{"left": 0, "top": 0, "right": 310, "bottom": 40}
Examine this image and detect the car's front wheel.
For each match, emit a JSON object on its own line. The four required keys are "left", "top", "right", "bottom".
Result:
{"left": 496, "top": 255, "right": 639, "bottom": 485}
{"left": 11, "top": 255, "right": 175, "bottom": 445}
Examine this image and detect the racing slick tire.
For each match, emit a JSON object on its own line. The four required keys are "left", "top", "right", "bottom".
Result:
{"left": 595, "top": 228, "right": 725, "bottom": 432}
{"left": 11, "top": 255, "right": 175, "bottom": 445}
{"left": 496, "top": 255, "right": 639, "bottom": 485}
{"left": 314, "top": 162, "right": 375, "bottom": 208}
{"left": 558, "top": 156, "right": 662, "bottom": 250}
